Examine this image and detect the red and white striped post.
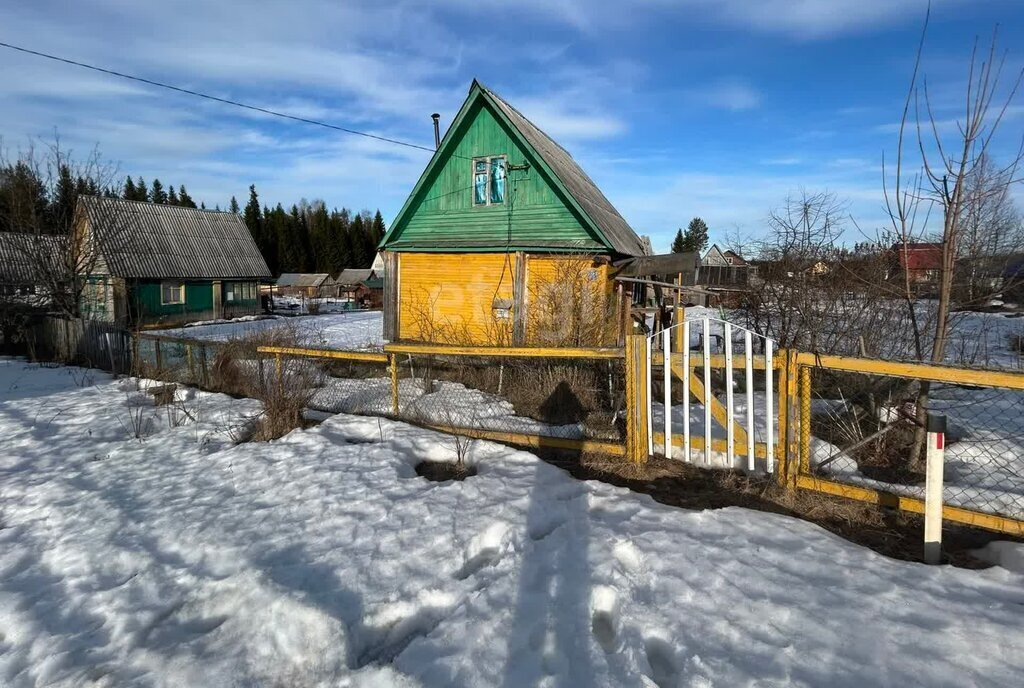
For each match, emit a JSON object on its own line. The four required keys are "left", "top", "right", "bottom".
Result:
{"left": 924, "top": 413, "right": 946, "bottom": 565}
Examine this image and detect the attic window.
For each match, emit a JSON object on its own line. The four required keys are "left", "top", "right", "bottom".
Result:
{"left": 473, "top": 156, "right": 506, "bottom": 206}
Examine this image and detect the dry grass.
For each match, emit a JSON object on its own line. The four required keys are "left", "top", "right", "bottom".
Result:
{"left": 541, "top": 451, "right": 1010, "bottom": 568}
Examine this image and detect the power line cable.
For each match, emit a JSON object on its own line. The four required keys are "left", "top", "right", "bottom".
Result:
{"left": 0, "top": 40, "right": 445, "bottom": 156}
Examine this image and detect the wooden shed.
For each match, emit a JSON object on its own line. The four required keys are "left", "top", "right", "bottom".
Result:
{"left": 379, "top": 80, "right": 646, "bottom": 345}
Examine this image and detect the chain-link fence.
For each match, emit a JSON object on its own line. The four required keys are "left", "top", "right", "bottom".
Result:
{"left": 794, "top": 355, "right": 1024, "bottom": 528}
{"left": 134, "top": 333, "right": 627, "bottom": 452}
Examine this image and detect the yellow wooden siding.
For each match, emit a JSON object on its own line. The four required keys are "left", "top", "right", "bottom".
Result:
{"left": 398, "top": 253, "right": 515, "bottom": 344}
{"left": 525, "top": 256, "right": 616, "bottom": 346}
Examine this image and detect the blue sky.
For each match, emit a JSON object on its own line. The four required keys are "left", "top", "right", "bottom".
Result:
{"left": 2, "top": 0, "right": 1022, "bottom": 252}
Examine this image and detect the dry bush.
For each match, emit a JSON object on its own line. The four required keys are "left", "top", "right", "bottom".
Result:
{"left": 305, "top": 299, "right": 321, "bottom": 315}
{"left": 504, "top": 363, "right": 603, "bottom": 425}
{"left": 527, "top": 257, "right": 619, "bottom": 347}
{"left": 1009, "top": 332, "right": 1024, "bottom": 354}
{"left": 251, "top": 357, "right": 319, "bottom": 441}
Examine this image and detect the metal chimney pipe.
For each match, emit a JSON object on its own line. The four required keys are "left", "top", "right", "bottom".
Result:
{"left": 431, "top": 113, "right": 441, "bottom": 149}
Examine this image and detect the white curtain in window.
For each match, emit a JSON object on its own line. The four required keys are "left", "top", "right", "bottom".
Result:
{"left": 490, "top": 158, "right": 505, "bottom": 203}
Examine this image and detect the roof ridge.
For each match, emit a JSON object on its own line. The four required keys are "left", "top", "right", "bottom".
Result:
{"left": 81, "top": 194, "right": 238, "bottom": 215}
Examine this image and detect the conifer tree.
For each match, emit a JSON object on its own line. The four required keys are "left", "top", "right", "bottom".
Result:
{"left": 177, "top": 185, "right": 197, "bottom": 208}
{"left": 123, "top": 176, "right": 137, "bottom": 200}
{"left": 679, "top": 217, "right": 709, "bottom": 254}
{"left": 150, "top": 178, "right": 168, "bottom": 204}
{"left": 167, "top": 185, "right": 179, "bottom": 205}
{"left": 229, "top": 196, "right": 240, "bottom": 214}
{"left": 670, "top": 228, "right": 685, "bottom": 253}
{"left": 136, "top": 177, "right": 148, "bottom": 202}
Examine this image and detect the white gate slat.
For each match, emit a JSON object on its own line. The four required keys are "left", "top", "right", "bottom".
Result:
{"left": 663, "top": 327, "right": 671, "bottom": 458}
{"left": 744, "top": 330, "right": 755, "bottom": 471}
{"left": 765, "top": 340, "right": 774, "bottom": 473}
{"left": 646, "top": 337, "right": 653, "bottom": 457}
{"left": 702, "top": 317, "right": 711, "bottom": 465}
{"left": 682, "top": 321, "right": 691, "bottom": 462}
{"left": 724, "top": 323, "right": 734, "bottom": 468}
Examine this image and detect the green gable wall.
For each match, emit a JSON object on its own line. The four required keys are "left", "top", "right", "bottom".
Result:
{"left": 385, "top": 100, "right": 606, "bottom": 252}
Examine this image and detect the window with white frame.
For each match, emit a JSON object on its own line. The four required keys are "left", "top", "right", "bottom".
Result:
{"left": 472, "top": 156, "right": 506, "bottom": 206}
{"left": 161, "top": 281, "right": 185, "bottom": 305}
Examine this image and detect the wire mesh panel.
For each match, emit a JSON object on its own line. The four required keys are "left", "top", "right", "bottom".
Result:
{"left": 391, "top": 354, "right": 625, "bottom": 443}
{"left": 799, "top": 362, "right": 1024, "bottom": 524}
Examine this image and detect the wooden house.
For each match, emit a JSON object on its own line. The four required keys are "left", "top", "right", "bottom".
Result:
{"left": 77, "top": 196, "right": 270, "bottom": 326}
{"left": 890, "top": 242, "right": 943, "bottom": 286}
{"left": 0, "top": 232, "right": 62, "bottom": 306}
{"left": 329, "top": 269, "right": 381, "bottom": 308}
{"left": 699, "top": 244, "right": 749, "bottom": 290}
{"left": 379, "top": 80, "right": 647, "bottom": 345}
{"left": 275, "top": 273, "right": 330, "bottom": 298}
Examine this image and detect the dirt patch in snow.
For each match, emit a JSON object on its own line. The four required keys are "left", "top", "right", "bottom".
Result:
{"left": 538, "top": 451, "right": 1020, "bottom": 569}
{"left": 415, "top": 460, "right": 478, "bottom": 482}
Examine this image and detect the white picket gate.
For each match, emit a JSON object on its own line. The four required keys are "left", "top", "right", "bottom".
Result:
{"left": 644, "top": 317, "right": 776, "bottom": 472}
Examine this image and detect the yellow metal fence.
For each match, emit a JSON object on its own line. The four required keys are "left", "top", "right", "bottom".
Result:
{"left": 132, "top": 331, "right": 1024, "bottom": 535}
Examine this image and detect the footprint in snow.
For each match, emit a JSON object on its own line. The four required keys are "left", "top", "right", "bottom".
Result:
{"left": 613, "top": 540, "right": 645, "bottom": 574}
{"left": 454, "top": 522, "right": 510, "bottom": 580}
{"left": 590, "top": 585, "right": 620, "bottom": 653}
{"left": 644, "top": 633, "right": 680, "bottom": 688}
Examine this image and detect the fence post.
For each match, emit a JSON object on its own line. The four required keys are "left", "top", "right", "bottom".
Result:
{"left": 274, "top": 353, "right": 283, "bottom": 388}
{"left": 924, "top": 413, "right": 946, "bottom": 565}
{"left": 154, "top": 338, "right": 163, "bottom": 372}
{"left": 625, "top": 334, "right": 650, "bottom": 464}
{"left": 186, "top": 344, "right": 195, "bottom": 382}
{"left": 786, "top": 349, "right": 800, "bottom": 487}
{"left": 390, "top": 353, "right": 399, "bottom": 417}
{"left": 775, "top": 349, "right": 789, "bottom": 485}
{"left": 799, "top": 365, "right": 812, "bottom": 477}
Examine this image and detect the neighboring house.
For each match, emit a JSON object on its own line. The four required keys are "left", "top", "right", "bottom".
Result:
{"left": 699, "top": 244, "right": 749, "bottom": 288}
{"left": 0, "top": 232, "right": 62, "bottom": 306}
{"left": 77, "top": 196, "right": 270, "bottom": 326}
{"left": 1004, "top": 254, "right": 1024, "bottom": 303}
{"left": 891, "top": 243, "right": 943, "bottom": 285}
{"left": 328, "top": 268, "right": 381, "bottom": 307}
{"left": 379, "top": 80, "right": 646, "bottom": 344}
{"left": 275, "top": 273, "right": 330, "bottom": 298}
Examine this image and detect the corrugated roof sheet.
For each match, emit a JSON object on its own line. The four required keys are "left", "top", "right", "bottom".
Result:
{"left": 80, "top": 196, "right": 271, "bottom": 280}
{"left": 0, "top": 232, "right": 64, "bottom": 283}
{"left": 480, "top": 82, "right": 646, "bottom": 257}
{"left": 276, "top": 273, "right": 329, "bottom": 288}
{"left": 334, "top": 268, "right": 373, "bottom": 285}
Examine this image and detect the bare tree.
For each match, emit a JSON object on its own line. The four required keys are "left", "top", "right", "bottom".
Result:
{"left": 0, "top": 135, "right": 126, "bottom": 320}
{"left": 883, "top": 12, "right": 1024, "bottom": 465}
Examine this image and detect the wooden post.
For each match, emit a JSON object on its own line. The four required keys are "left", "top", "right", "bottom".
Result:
{"left": 186, "top": 344, "right": 195, "bottom": 382}
{"left": 390, "top": 353, "right": 399, "bottom": 416}
{"left": 786, "top": 350, "right": 800, "bottom": 487}
{"left": 775, "top": 349, "right": 789, "bottom": 486}
{"left": 799, "top": 366, "right": 812, "bottom": 476}
{"left": 624, "top": 334, "right": 649, "bottom": 464}
{"left": 674, "top": 273, "right": 685, "bottom": 353}
{"left": 274, "top": 353, "right": 283, "bottom": 388}
{"left": 924, "top": 413, "right": 946, "bottom": 565}
{"left": 154, "top": 338, "right": 163, "bottom": 372}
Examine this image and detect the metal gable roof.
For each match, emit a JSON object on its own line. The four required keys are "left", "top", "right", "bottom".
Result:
{"left": 480, "top": 83, "right": 646, "bottom": 257}
{"left": 381, "top": 81, "right": 646, "bottom": 258}
{"left": 80, "top": 196, "right": 271, "bottom": 280}
{"left": 0, "top": 232, "right": 63, "bottom": 283}
{"left": 276, "top": 273, "right": 329, "bottom": 288}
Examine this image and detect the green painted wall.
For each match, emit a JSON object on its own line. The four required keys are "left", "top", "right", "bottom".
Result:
{"left": 387, "top": 100, "right": 605, "bottom": 251}
{"left": 131, "top": 281, "right": 214, "bottom": 321}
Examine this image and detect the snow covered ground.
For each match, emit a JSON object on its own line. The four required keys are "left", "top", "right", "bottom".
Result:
{"left": 2, "top": 357, "right": 1024, "bottom": 687}
{"left": 160, "top": 310, "right": 384, "bottom": 350}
